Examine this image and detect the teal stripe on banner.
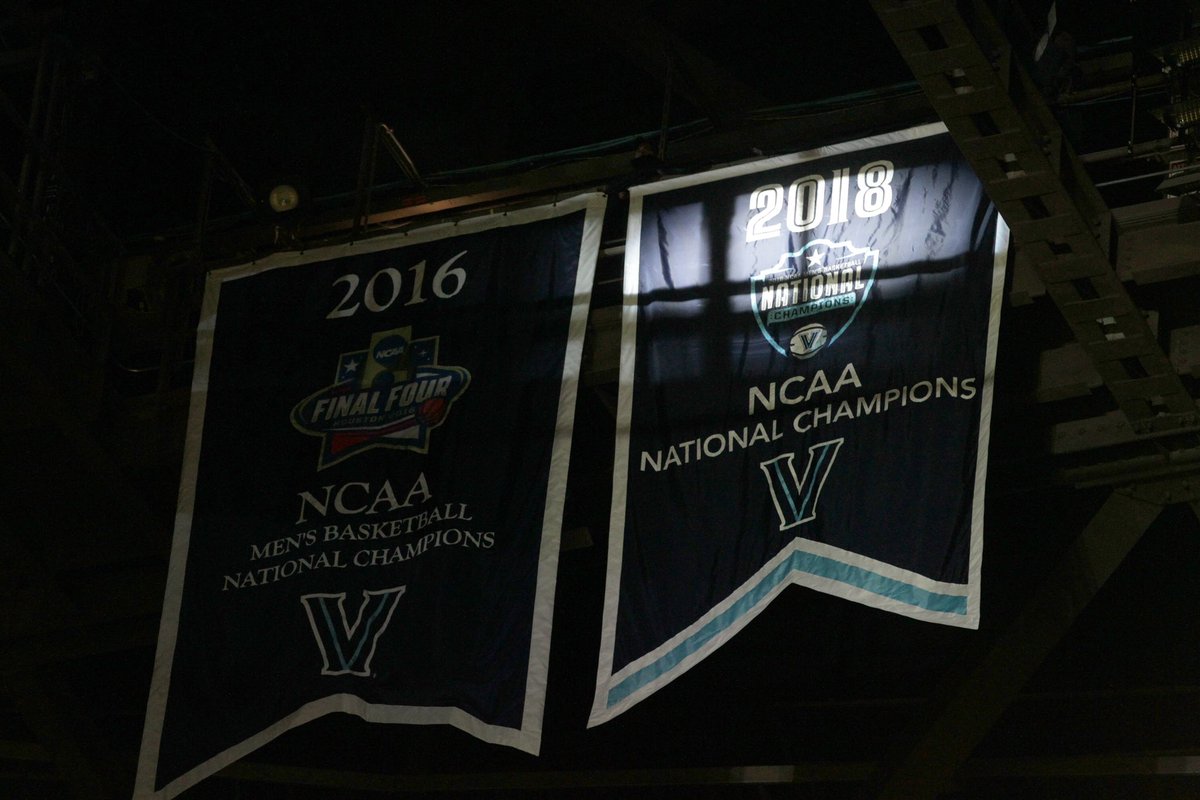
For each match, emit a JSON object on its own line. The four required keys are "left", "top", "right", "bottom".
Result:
{"left": 607, "top": 549, "right": 967, "bottom": 707}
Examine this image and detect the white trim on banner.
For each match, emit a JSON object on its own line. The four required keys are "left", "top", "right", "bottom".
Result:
{"left": 632, "top": 122, "right": 949, "bottom": 198}
{"left": 590, "top": 124, "right": 1008, "bottom": 727}
{"left": 135, "top": 192, "right": 606, "bottom": 799}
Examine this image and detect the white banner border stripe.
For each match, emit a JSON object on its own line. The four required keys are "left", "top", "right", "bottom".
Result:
{"left": 135, "top": 192, "right": 606, "bottom": 798}
{"left": 590, "top": 122, "right": 998, "bottom": 727}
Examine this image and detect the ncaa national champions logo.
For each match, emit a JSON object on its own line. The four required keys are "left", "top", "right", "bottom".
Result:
{"left": 291, "top": 326, "right": 470, "bottom": 468}
{"left": 750, "top": 238, "right": 879, "bottom": 359}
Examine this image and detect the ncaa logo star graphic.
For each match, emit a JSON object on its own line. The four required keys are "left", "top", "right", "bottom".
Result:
{"left": 291, "top": 326, "right": 470, "bottom": 468}
{"left": 750, "top": 238, "right": 879, "bottom": 359}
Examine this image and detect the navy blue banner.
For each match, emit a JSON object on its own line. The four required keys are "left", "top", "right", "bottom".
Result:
{"left": 137, "top": 194, "right": 605, "bottom": 798}
{"left": 591, "top": 125, "right": 1006, "bottom": 724}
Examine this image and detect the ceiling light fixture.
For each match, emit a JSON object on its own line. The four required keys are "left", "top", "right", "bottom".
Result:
{"left": 1152, "top": 97, "right": 1200, "bottom": 131}
{"left": 267, "top": 184, "right": 300, "bottom": 213}
{"left": 1152, "top": 37, "right": 1200, "bottom": 69}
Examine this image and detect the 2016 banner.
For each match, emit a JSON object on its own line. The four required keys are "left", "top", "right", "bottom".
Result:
{"left": 136, "top": 194, "right": 605, "bottom": 798}
{"left": 591, "top": 125, "right": 1007, "bottom": 724}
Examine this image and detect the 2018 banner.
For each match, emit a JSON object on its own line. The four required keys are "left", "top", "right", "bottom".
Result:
{"left": 591, "top": 125, "right": 1007, "bottom": 724}
{"left": 136, "top": 194, "right": 605, "bottom": 798}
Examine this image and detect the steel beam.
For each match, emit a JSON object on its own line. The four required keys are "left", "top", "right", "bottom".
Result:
{"left": 865, "top": 487, "right": 1164, "bottom": 799}
{"left": 216, "top": 746, "right": 1200, "bottom": 794}
{"left": 965, "top": 753, "right": 1200, "bottom": 779}
{"left": 221, "top": 761, "right": 870, "bottom": 793}
{"left": 194, "top": 88, "right": 933, "bottom": 262}
{"left": 871, "top": 0, "right": 1196, "bottom": 435}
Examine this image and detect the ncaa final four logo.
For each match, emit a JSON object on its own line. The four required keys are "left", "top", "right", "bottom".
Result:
{"left": 291, "top": 326, "right": 470, "bottom": 468}
{"left": 750, "top": 239, "right": 879, "bottom": 360}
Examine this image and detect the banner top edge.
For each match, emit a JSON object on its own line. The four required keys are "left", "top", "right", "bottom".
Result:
{"left": 629, "top": 122, "right": 949, "bottom": 199}
{"left": 211, "top": 191, "right": 607, "bottom": 284}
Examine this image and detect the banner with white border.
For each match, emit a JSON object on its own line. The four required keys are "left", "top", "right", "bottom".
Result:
{"left": 137, "top": 193, "right": 605, "bottom": 797}
{"left": 592, "top": 126, "right": 1006, "bottom": 725}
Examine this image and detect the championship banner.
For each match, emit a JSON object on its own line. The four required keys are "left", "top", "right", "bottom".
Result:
{"left": 136, "top": 193, "right": 605, "bottom": 798}
{"left": 591, "top": 125, "right": 1007, "bottom": 724}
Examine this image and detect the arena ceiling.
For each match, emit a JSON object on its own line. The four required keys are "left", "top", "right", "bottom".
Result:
{"left": 2, "top": 1, "right": 1200, "bottom": 798}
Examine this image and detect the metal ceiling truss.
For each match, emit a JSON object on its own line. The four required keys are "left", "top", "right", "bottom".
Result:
{"left": 1, "top": 85, "right": 164, "bottom": 794}
{"left": 868, "top": 1, "right": 1200, "bottom": 797}
{"left": 872, "top": 0, "right": 1197, "bottom": 436}
{"left": 7, "top": 3, "right": 1200, "bottom": 795}
{"left": 865, "top": 486, "right": 1167, "bottom": 798}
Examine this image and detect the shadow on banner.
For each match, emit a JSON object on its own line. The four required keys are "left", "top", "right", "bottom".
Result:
{"left": 136, "top": 193, "right": 606, "bottom": 798}
{"left": 591, "top": 125, "right": 1007, "bottom": 725}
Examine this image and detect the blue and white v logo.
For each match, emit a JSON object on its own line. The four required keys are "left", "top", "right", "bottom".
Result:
{"left": 300, "top": 586, "right": 405, "bottom": 676}
{"left": 760, "top": 438, "right": 842, "bottom": 530}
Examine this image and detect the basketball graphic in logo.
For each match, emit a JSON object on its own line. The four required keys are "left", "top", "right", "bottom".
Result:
{"left": 750, "top": 239, "right": 878, "bottom": 360}
{"left": 417, "top": 396, "right": 447, "bottom": 426}
{"left": 789, "top": 323, "right": 828, "bottom": 359}
{"left": 291, "top": 327, "right": 470, "bottom": 467}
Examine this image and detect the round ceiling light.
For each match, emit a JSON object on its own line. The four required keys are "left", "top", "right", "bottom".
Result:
{"left": 267, "top": 184, "right": 300, "bottom": 213}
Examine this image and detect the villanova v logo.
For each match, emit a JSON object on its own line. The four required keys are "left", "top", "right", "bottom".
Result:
{"left": 760, "top": 438, "right": 842, "bottom": 529}
{"left": 300, "top": 586, "right": 406, "bottom": 676}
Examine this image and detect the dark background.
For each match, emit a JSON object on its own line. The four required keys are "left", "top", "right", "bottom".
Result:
{"left": 616, "top": 132, "right": 993, "bottom": 676}
{"left": 3, "top": 1, "right": 1200, "bottom": 798}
